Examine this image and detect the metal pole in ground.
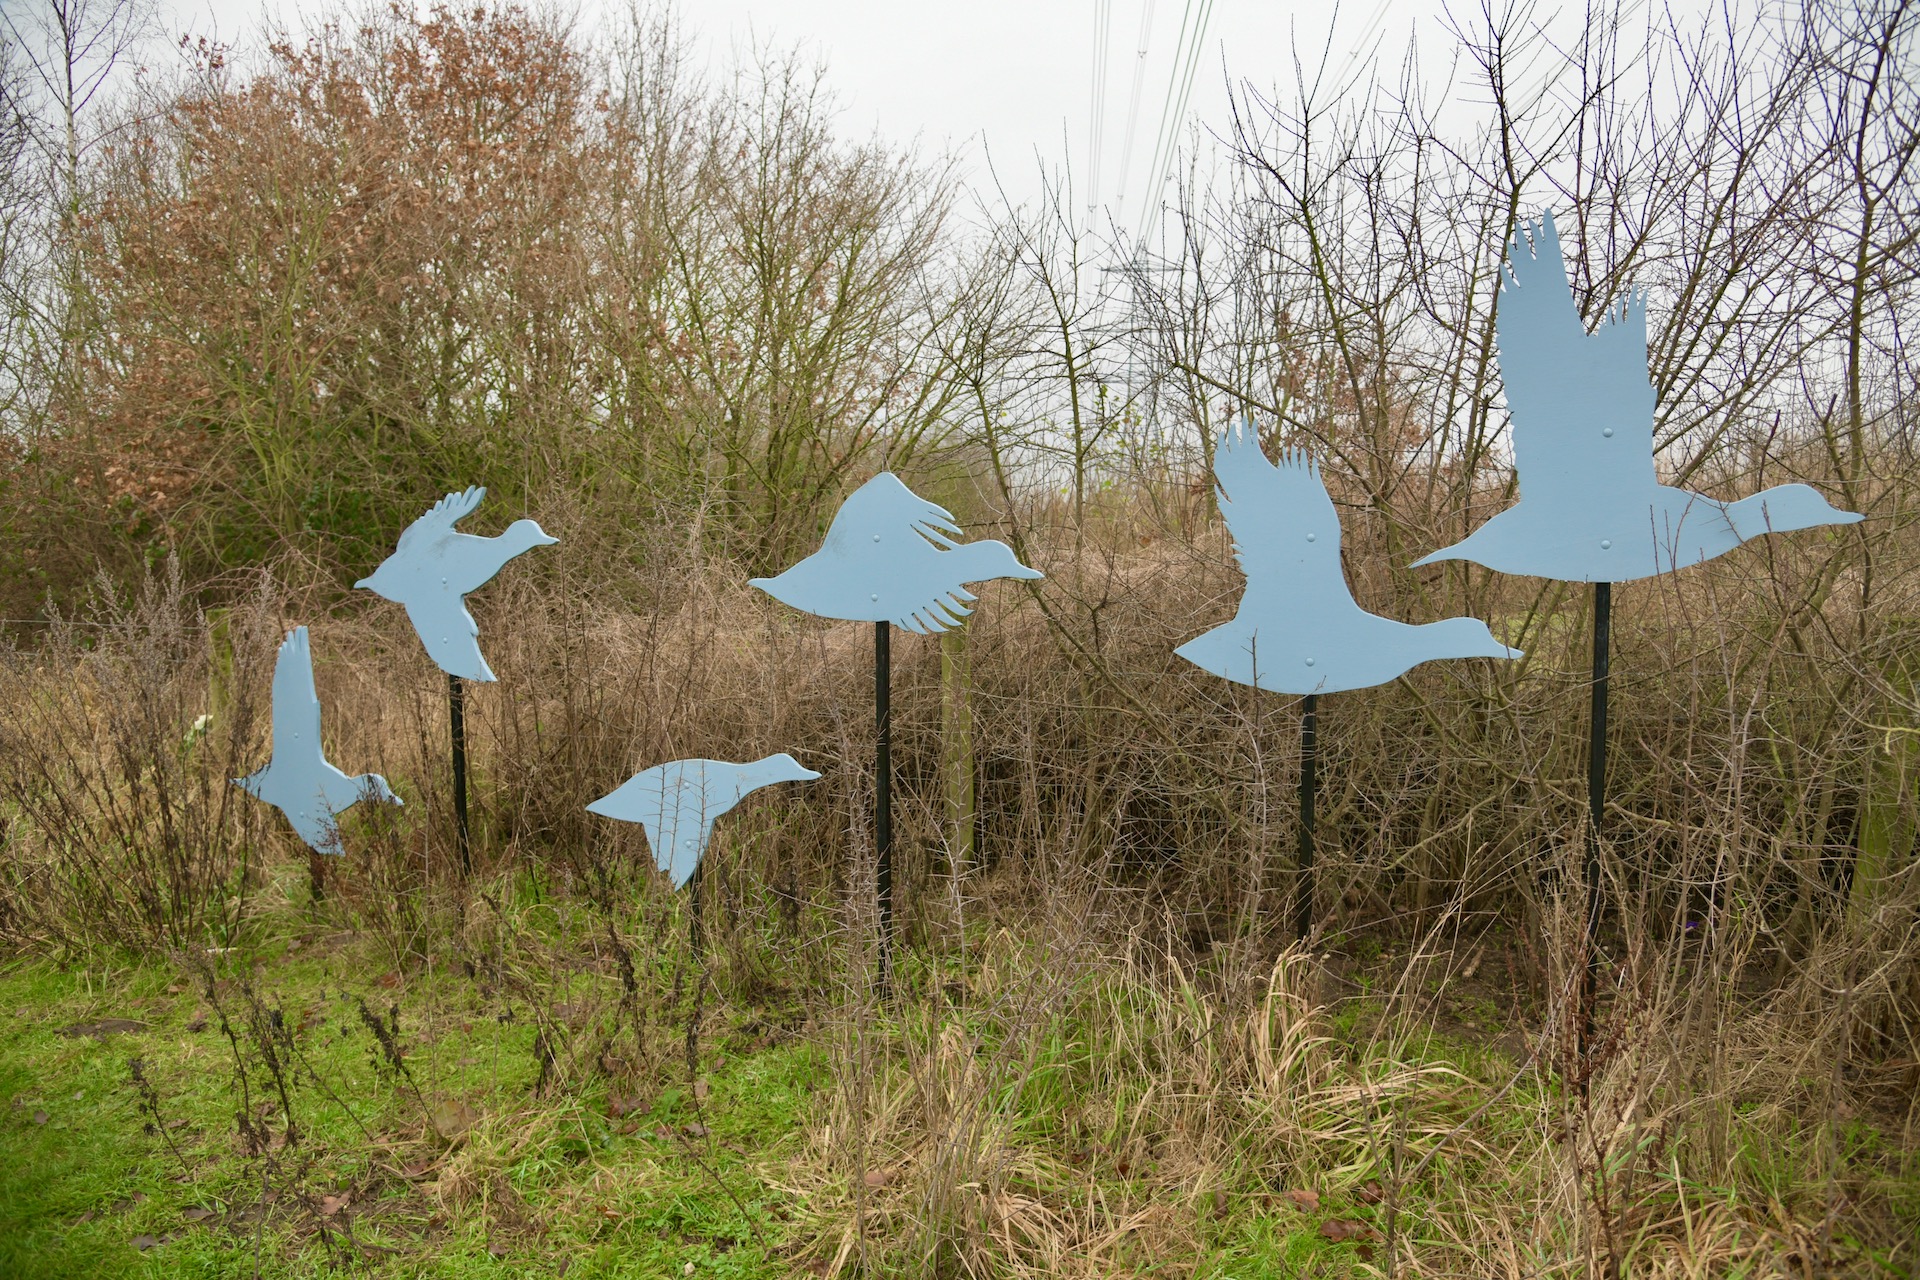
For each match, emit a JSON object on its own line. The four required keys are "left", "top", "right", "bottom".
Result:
{"left": 449, "top": 672, "right": 471, "bottom": 877}
{"left": 1581, "top": 582, "right": 1612, "bottom": 1066}
{"left": 1295, "top": 693, "right": 1319, "bottom": 944}
{"left": 875, "top": 621, "right": 893, "bottom": 999}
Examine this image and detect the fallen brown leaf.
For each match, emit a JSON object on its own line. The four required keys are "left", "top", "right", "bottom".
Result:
{"left": 318, "top": 1193, "right": 348, "bottom": 1218}
{"left": 181, "top": 1207, "right": 216, "bottom": 1223}
{"left": 1355, "top": 1180, "right": 1386, "bottom": 1205}
{"left": 185, "top": 1012, "right": 208, "bottom": 1033}
{"left": 692, "top": 1079, "right": 710, "bottom": 1101}
{"left": 1283, "top": 1188, "right": 1320, "bottom": 1210}
{"left": 131, "top": 1234, "right": 162, "bottom": 1251}
{"left": 682, "top": 1122, "right": 709, "bottom": 1139}
{"left": 606, "top": 1094, "right": 650, "bottom": 1120}
{"left": 1319, "top": 1218, "right": 1376, "bottom": 1243}
{"left": 31, "top": 1109, "right": 48, "bottom": 1126}
{"left": 862, "top": 1169, "right": 890, "bottom": 1189}
{"left": 430, "top": 1099, "right": 481, "bottom": 1141}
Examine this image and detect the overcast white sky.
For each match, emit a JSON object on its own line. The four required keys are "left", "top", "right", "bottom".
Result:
{"left": 154, "top": 0, "right": 1462, "bottom": 230}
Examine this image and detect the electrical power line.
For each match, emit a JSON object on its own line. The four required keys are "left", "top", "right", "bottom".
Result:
{"left": 1136, "top": 0, "right": 1213, "bottom": 245}
{"left": 1088, "top": 0, "right": 1113, "bottom": 222}
{"left": 1112, "top": 0, "right": 1158, "bottom": 210}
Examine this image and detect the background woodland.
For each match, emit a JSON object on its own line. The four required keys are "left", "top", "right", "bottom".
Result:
{"left": 0, "top": 1, "right": 1916, "bottom": 1276}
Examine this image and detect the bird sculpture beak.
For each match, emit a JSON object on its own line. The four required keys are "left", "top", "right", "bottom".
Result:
{"left": 352, "top": 576, "right": 373, "bottom": 589}
{"left": 1010, "top": 565, "right": 1045, "bottom": 580}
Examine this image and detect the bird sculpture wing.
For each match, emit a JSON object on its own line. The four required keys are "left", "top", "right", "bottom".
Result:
{"left": 1212, "top": 422, "right": 1360, "bottom": 614}
{"left": 596, "top": 762, "right": 735, "bottom": 889}
{"left": 394, "top": 486, "right": 487, "bottom": 557}
{"left": 656, "top": 766, "right": 732, "bottom": 888}
{"left": 269, "top": 627, "right": 325, "bottom": 764}
{"left": 1496, "top": 213, "right": 1657, "bottom": 511}
{"left": 286, "top": 804, "right": 344, "bottom": 856}
{"left": 403, "top": 597, "right": 495, "bottom": 682}
{"left": 824, "top": 474, "right": 963, "bottom": 552}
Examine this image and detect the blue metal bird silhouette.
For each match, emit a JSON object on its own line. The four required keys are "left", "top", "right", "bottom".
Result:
{"left": 1413, "top": 213, "right": 1862, "bottom": 582}
{"left": 235, "top": 627, "right": 401, "bottom": 854}
{"left": 586, "top": 754, "right": 821, "bottom": 887}
{"left": 750, "top": 474, "right": 1042, "bottom": 632}
{"left": 356, "top": 487, "right": 558, "bottom": 680}
{"left": 1178, "top": 423, "right": 1520, "bottom": 694}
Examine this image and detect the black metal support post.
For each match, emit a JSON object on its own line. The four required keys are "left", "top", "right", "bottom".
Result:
{"left": 1295, "top": 693, "right": 1319, "bottom": 944}
{"left": 1582, "top": 581, "right": 1612, "bottom": 1058}
{"left": 875, "top": 621, "right": 894, "bottom": 997}
{"left": 449, "top": 672, "right": 472, "bottom": 877}
{"left": 686, "top": 859, "right": 706, "bottom": 962}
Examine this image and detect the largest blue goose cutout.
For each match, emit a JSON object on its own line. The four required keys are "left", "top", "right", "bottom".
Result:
{"left": 235, "top": 627, "right": 401, "bottom": 854}
{"left": 356, "top": 486, "right": 558, "bottom": 680}
{"left": 1413, "top": 212, "right": 1862, "bottom": 582}
{"left": 750, "top": 473, "right": 1042, "bottom": 631}
{"left": 1178, "top": 422, "right": 1521, "bottom": 695}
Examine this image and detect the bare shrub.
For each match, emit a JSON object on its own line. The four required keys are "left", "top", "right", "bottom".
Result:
{"left": 0, "top": 562, "right": 276, "bottom": 953}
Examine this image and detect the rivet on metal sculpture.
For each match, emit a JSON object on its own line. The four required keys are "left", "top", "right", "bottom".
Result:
{"left": 1411, "top": 212, "right": 1863, "bottom": 583}
{"left": 1177, "top": 421, "right": 1522, "bottom": 695}
{"left": 355, "top": 486, "right": 560, "bottom": 680}
{"left": 586, "top": 754, "right": 823, "bottom": 888}
{"left": 748, "top": 473, "right": 1043, "bottom": 631}
{"left": 234, "top": 626, "right": 401, "bottom": 854}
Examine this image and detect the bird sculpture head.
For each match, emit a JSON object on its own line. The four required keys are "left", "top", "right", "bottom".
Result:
{"left": 357, "top": 773, "right": 403, "bottom": 806}
{"left": 501, "top": 518, "right": 561, "bottom": 554}
{"left": 748, "top": 752, "right": 824, "bottom": 786}
{"left": 1723, "top": 484, "right": 1865, "bottom": 541}
{"left": 948, "top": 538, "right": 1045, "bottom": 584}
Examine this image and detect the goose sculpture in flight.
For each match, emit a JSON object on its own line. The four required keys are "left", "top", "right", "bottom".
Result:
{"left": 587, "top": 754, "right": 822, "bottom": 888}
{"left": 356, "top": 486, "right": 558, "bottom": 680}
{"left": 1412, "top": 212, "right": 1862, "bottom": 582}
{"left": 750, "top": 473, "right": 1042, "bottom": 632}
{"left": 1177, "top": 422, "right": 1521, "bottom": 695}
{"left": 235, "top": 627, "right": 401, "bottom": 854}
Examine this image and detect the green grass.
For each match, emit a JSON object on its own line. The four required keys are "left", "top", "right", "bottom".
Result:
{"left": 3, "top": 911, "right": 1913, "bottom": 1279}
{"left": 0, "top": 946, "right": 819, "bottom": 1278}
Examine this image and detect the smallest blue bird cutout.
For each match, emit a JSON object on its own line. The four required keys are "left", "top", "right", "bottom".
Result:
{"left": 235, "top": 627, "right": 401, "bottom": 854}
{"left": 586, "top": 755, "right": 822, "bottom": 888}
{"left": 1178, "top": 422, "right": 1522, "bottom": 695}
{"left": 750, "top": 473, "right": 1042, "bottom": 632}
{"left": 356, "top": 487, "right": 558, "bottom": 681}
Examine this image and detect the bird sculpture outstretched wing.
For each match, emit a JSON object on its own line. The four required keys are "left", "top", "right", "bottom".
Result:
{"left": 269, "top": 627, "right": 325, "bottom": 765}
{"left": 1496, "top": 213, "right": 1657, "bottom": 511}
{"left": 1212, "top": 422, "right": 1362, "bottom": 620}
{"left": 823, "top": 474, "right": 963, "bottom": 552}
{"left": 403, "top": 598, "right": 491, "bottom": 683}
{"left": 394, "top": 486, "right": 487, "bottom": 557}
